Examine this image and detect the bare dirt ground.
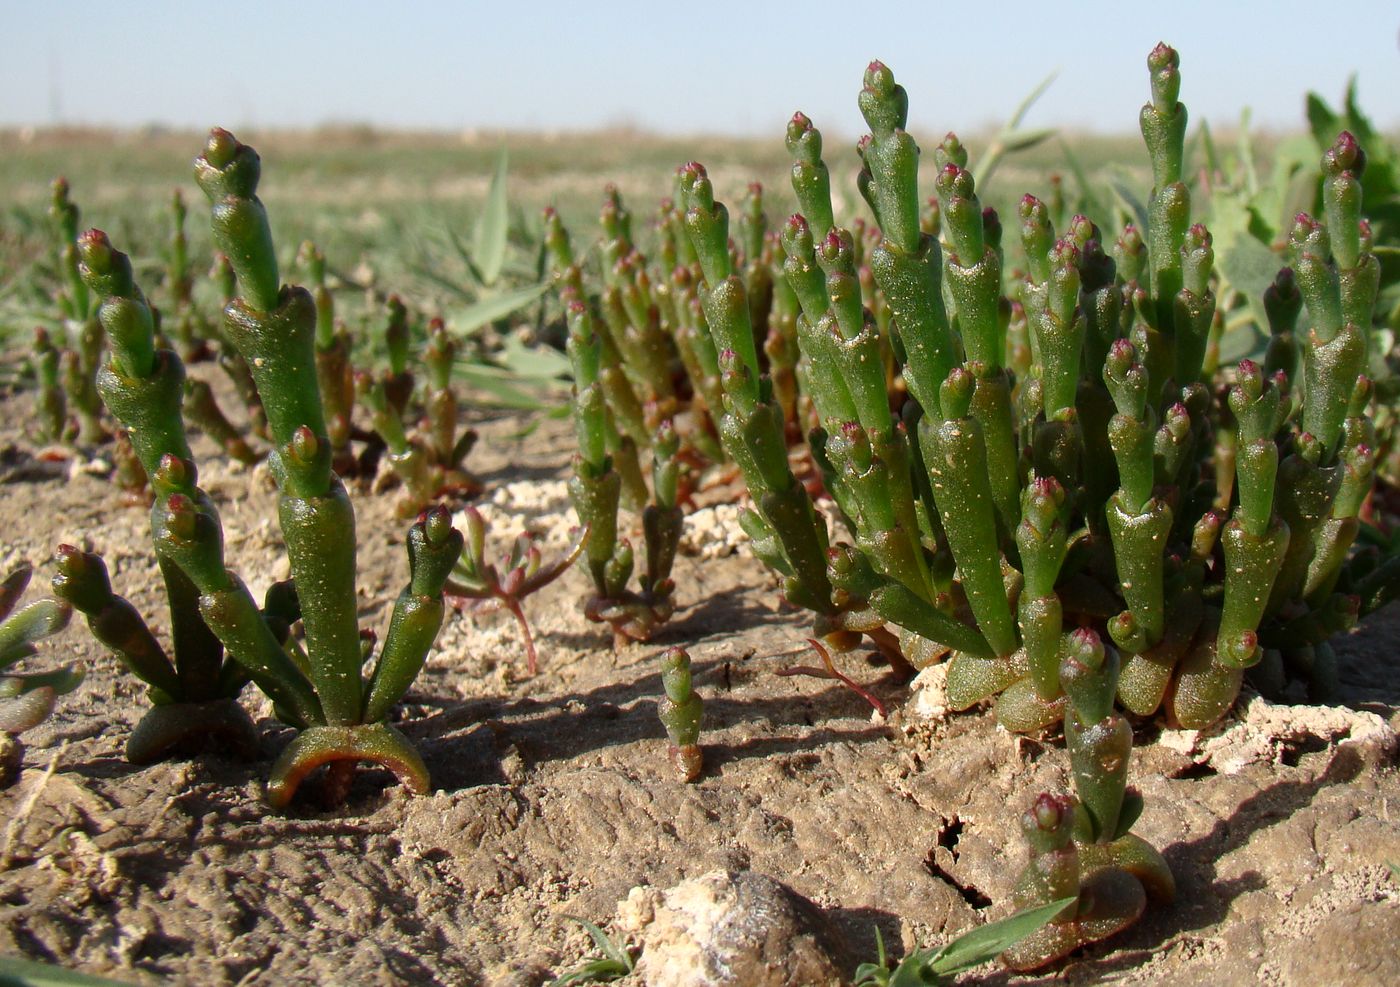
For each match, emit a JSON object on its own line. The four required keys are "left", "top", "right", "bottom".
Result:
{"left": 0, "top": 374, "right": 1397, "bottom": 987}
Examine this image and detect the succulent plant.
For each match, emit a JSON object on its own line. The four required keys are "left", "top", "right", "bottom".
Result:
{"left": 49, "top": 178, "right": 107, "bottom": 447}
{"left": 0, "top": 566, "right": 78, "bottom": 785}
{"left": 656, "top": 646, "right": 703, "bottom": 782}
{"left": 669, "top": 43, "right": 1396, "bottom": 962}
{"left": 444, "top": 505, "right": 585, "bottom": 676}
{"left": 184, "top": 128, "right": 466, "bottom": 807}
{"left": 566, "top": 301, "right": 684, "bottom": 645}
{"left": 60, "top": 228, "right": 290, "bottom": 764}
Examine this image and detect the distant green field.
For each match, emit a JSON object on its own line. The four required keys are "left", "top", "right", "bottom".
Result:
{"left": 0, "top": 126, "right": 1164, "bottom": 328}
{"left": 1, "top": 120, "right": 1319, "bottom": 380}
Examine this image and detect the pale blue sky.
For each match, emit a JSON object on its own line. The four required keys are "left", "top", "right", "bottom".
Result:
{"left": 4, "top": 1, "right": 1398, "bottom": 135}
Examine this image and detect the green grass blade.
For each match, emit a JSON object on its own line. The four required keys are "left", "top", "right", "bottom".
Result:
{"left": 926, "top": 896, "right": 1076, "bottom": 977}
{"left": 453, "top": 364, "right": 564, "bottom": 410}
{"left": 975, "top": 71, "right": 1057, "bottom": 190}
{"left": 444, "top": 282, "right": 550, "bottom": 335}
{"left": 473, "top": 147, "right": 510, "bottom": 287}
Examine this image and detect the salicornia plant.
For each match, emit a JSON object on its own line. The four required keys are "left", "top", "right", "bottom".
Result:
{"left": 49, "top": 177, "right": 107, "bottom": 447}
{"left": 566, "top": 301, "right": 684, "bottom": 644}
{"left": 669, "top": 43, "right": 1394, "bottom": 965}
{"left": 187, "top": 127, "right": 466, "bottom": 806}
{"left": 0, "top": 566, "right": 78, "bottom": 747}
{"left": 55, "top": 229, "right": 273, "bottom": 764}
{"left": 656, "top": 646, "right": 703, "bottom": 782}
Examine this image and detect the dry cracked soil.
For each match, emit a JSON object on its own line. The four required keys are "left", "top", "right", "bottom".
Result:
{"left": 0, "top": 374, "right": 1398, "bottom": 987}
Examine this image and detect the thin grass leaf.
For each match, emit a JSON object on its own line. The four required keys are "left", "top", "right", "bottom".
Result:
{"left": 408, "top": 261, "right": 478, "bottom": 301}
{"left": 1058, "top": 139, "right": 1107, "bottom": 220}
{"left": 546, "top": 916, "right": 635, "bottom": 986}
{"left": 926, "top": 896, "right": 1076, "bottom": 977}
{"left": 453, "top": 364, "right": 563, "bottom": 410}
{"left": 998, "top": 127, "right": 1056, "bottom": 156}
{"left": 508, "top": 403, "right": 571, "bottom": 440}
{"left": 1236, "top": 108, "right": 1259, "bottom": 197}
{"left": 1105, "top": 168, "right": 1150, "bottom": 234}
{"left": 1199, "top": 120, "right": 1222, "bottom": 183}
{"left": 473, "top": 148, "right": 510, "bottom": 287}
{"left": 497, "top": 335, "right": 571, "bottom": 380}
{"left": 974, "top": 71, "right": 1057, "bottom": 190}
{"left": 1006, "top": 72, "right": 1058, "bottom": 131}
{"left": 853, "top": 926, "right": 893, "bottom": 986}
{"left": 446, "top": 226, "right": 486, "bottom": 288}
{"left": 444, "top": 282, "right": 550, "bottom": 335}
{"left": 572, "top": 916, "right": 632, "bottom": 968}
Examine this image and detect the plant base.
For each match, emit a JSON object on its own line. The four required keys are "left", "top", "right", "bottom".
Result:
{"left": 126, "top": 697, "right": 261, "bottom": 765}
{"left": 266, "top": 721, "right": 430, "bottom": 809}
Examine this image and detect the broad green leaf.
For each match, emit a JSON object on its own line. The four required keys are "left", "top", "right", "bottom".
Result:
{"left": 444, "top": 282, "right": 549, "bottom": 335}
{"left": 887, "top": 952, "right": 940, "bottom": 987}
{"left": 1305, "top": 92, "right": 1341, "bottom": 151}
{"left": 1218, "top": 323, "right": 1267, "bottom": 366}
{"left": 926, "top": 897, "right": 1077, "bottom": 976}
{"left": 473, "top": 148, "right": 511, "bottom": 287}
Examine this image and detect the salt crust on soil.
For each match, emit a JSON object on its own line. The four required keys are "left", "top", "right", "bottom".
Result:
{"left": 619, "top": 871, "right": 843, "bottom": 986}
{"left": 0, "top": 381, "right": 1398, "bottom": 986}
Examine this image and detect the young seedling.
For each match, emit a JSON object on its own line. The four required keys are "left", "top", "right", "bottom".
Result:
{"left": 164, "top": 188, "right": 211, "bottom": 362}
{"left": 548, "top": 916, "right": 636, "bottom": 986}
{"left": 31, "top": 328, "right": 66, "bottom": 445}
{"left": 1001, "top": 631, "right": 1174, "bottom": 970}
{"left": 853, "top": 896, "right": 1075, "bottom": 985}
{"left": 656, "top": 646, "right": 703, "bottom": 782}
{"left": 49, "top": 178, "right": 107, "bottom": 447}
{"left": 444, "top": 505, "right": 586, "bottom": 676}
{"left": 299, "top": 241, "right": 356, "bottom": 465}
